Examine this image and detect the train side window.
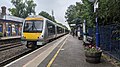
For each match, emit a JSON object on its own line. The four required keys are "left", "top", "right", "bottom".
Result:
{"left": 57, "top": 26, "right": 62, "bottom": 34}
{"left": 57, "top": 26, "right": 60, "bottom": 34}
{"left": 47, "top": 20, "right": 55, "bottom": 36}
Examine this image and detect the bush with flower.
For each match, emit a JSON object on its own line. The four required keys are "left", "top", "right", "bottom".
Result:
{"left": 84, "top": 45, "right": 102, "bottom": 53}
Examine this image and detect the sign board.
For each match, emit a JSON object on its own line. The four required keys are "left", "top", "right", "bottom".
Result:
{"left": 94, "top": 0, "right": 98, "bottom": 12}
{"left": 70, "top": 24, "right": 76, "bottom": 26}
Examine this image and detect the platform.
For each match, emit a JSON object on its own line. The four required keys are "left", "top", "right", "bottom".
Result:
{"left": 0, "top": 36, "right": 21, "bottom": 40}
{"left": 5, "top": 35, "right": 115, "bottom": 67}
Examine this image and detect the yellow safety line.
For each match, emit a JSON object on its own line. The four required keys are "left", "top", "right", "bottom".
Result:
{"left": 47, "top": 38, "right": 67, "bottom": 67}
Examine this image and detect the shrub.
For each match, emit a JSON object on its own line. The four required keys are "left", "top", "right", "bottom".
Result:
{"left": 0, "top": 32, "right": 3, "bottom": 37}
{"left": 84, "top": 45, "right": 102, "bottom": 53}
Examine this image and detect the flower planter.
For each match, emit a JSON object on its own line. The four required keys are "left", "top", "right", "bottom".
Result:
{"left": 85, "top": 51, "right": 102, "bottom": 63}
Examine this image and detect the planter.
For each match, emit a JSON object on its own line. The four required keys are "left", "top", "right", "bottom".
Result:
{"left": 85, "top": 51, "right": 102, "bottom": 63}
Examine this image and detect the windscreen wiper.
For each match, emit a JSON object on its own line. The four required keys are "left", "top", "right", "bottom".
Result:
{"left": 32, "top": 22, "right": 38, "bottom": 31}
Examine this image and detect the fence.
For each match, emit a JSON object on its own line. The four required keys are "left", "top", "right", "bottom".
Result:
{"left": 87, "top": 23, "right": 120, "bottom": 60}
{"left": 100, "top": 24, "right": 120, "bottom": 60}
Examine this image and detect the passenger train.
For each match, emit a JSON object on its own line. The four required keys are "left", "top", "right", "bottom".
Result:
{"left": 21, "top": 15, "right": 69, "bottom": 48}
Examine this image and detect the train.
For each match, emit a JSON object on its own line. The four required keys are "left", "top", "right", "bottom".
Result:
{"left": 21, "top": 15, "right": 69, "bottom": 48}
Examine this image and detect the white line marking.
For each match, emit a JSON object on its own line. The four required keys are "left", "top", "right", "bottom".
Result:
{"left": 23, "top": 35, "right": 67, "bottom": 67}
{"left": 4, "top": 43, "right": 48, "bottom": 67}
{"left": 47, "top": 37, "right": 67, "bottom": 67}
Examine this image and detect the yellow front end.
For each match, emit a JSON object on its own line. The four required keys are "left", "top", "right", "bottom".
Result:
{"left": 23, "top": 32, "right": 42, "bottom": 40}
{"left": 22, "top": 16, "right": 44, "bottom": 48}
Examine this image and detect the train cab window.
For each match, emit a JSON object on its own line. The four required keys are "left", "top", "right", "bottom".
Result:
{"left": 23, "top": 20, "right": 43, "bottom": 32}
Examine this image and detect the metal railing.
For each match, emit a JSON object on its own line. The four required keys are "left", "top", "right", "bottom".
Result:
{"left": 87, "top": 24, "right": 120, "bottom": 60}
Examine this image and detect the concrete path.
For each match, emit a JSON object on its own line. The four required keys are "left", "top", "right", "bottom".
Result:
{"left": 45, "top": 35, "right": 115, "bottom": 67}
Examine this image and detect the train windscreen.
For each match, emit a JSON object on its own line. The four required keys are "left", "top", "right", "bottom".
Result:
{"left": 23, "top": 20, "right": 43, "bottom": 32}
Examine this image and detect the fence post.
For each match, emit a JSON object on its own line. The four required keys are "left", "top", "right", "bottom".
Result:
{"left": 95, "top": 17, "right": 100, "bottom": 48}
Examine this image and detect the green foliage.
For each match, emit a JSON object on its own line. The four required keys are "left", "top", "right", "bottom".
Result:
{"left": 79, "top": 0, "right": 94, "bottom": 27}
{"left": 65, "top": 0, "right": 95, "bottom": 28}
{"left": 98, "top": 0, "right": 120, "bottom": 25}
{"left": 26, "top": 0, "right": 36, "bottom": 15}
{"left": 65, "top": 0, "right": 120, "bottom": 28}
{"left": 39, "top": 11, "right": 67, "bottom": 29}
{"left": 0, "top": 32, "right": 3, "bottom": 37}
{"left": 65, "top": 5, "right": 77, "bottom": 24}
{"left": 9, "top": 0, "right": 36, "bottom": 18}
{"left": 39, "top": 11, "right": 56, "bottom": 23}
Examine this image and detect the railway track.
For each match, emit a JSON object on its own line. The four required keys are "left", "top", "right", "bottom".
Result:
{"left": 0, "top": 41, "right": 41, "bottom": 66}
{"left": 0, "top": 39, "right": 33, "bottom": 66}
{"left": 0, "top": 40, "right": 53, "bottom": 66}
{"left": 0, "top": 38, "right": 21, "bottom": 45}
{"left": 0, "top": 35, "right": 67, "bottom": 66}
{"left": 0, "top": 37, "right": 22, "bottom": 51}
{"left": 0, "top": 48, "right": 33, "bottom": 66}
{"left": 0, "top": 42, "right": 22, "bottom": 51}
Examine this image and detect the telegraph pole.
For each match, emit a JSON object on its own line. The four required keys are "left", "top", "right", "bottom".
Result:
{"left": 52, "top": 10, "right": 55, "bottom": 21}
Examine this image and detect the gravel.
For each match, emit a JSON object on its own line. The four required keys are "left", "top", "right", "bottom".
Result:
{"left": 0, "top": 45, "right": 30, "bottom": 62}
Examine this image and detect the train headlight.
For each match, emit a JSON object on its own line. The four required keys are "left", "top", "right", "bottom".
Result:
{"left": 23, "top": 36, "right": 26, "bottom": 39}
{"left": 38, "top": 35, "right": 43, "bottom": 39}
{"left": 21, "top": 36, "right": 26, "bottom": 39}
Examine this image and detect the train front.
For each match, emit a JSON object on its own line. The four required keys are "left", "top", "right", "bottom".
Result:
{"left": 21, "top": 16, "right": 44, "bottom": 48}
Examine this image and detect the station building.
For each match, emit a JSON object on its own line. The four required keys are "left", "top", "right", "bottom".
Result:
{"left": 0, "top": 6, "right": 24, "bottom": 37}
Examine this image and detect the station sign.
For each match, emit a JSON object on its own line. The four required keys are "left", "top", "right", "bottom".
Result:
{"left": 70, "top": 24, "right": 75, "bottom": 26}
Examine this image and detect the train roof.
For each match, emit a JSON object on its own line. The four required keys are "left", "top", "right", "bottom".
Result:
{"left": 25, "top": 15, "right": 67, "bottom": 29}
{"left": 25, "top": 15, "right": 44, "bottom": 21}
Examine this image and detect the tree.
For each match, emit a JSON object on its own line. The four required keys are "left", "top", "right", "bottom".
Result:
{"left": 9, "top": 0, "right": 36, "bottom": 18}
{"left": 65, "top": 5, "right": 77, "bottom": 24}
{"left": 66, "top": 0, "right": 120, "bottom": 28}
{"left": 39, "top": 11, "right": 67, "bottom": 28}
{"left": 81, "top": 0, "right": 94, "bottom": 27}
{"left": 98, "top": 0, "right": 120, "bottom": 25}
{"left": 65, "top": 0, "right": 94, "bottom": 28}
{"left": 39, "top": 11, "right": 56, "bottom": 22}
{"left": 25, "top": 0, "right": 36, "bottom": 15}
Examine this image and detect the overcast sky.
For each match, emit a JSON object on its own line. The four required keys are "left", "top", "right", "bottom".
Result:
{"left": 0, "top": 0, "right": 82, "bottom": 29}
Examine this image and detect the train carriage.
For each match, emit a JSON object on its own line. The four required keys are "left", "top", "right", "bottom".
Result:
{"left": 21, "top": 15, "right": 68, "bottom": 49}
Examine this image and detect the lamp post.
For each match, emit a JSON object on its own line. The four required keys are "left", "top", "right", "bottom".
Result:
{"left": 83, "top": 19, "right": 87, "bottom": 43}
{"left": 88, "top": 0, "right": 100, "bottom": 48}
